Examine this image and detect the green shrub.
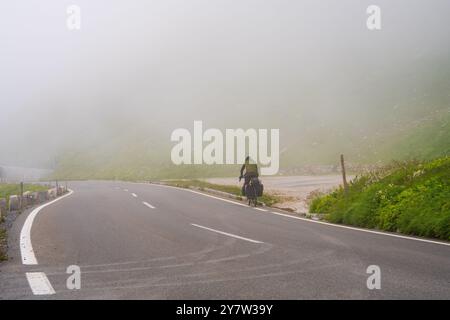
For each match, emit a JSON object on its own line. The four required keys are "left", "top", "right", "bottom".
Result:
{"left": 0, "top": 183, "right": 49, "bottom": 202}
{"left": 309, "top": 157, "right": 450, "bottom": 240}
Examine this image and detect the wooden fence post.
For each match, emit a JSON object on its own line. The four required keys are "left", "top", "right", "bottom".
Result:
{"left": 20, "top": 181, "right": 24, "bottom": 212}
{"left": 340, "top": 154, "right": 348, "bottom": 194}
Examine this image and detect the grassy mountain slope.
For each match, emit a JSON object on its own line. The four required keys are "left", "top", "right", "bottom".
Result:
{"left": 53, "top": 108, "right": 450, "bottom": 180}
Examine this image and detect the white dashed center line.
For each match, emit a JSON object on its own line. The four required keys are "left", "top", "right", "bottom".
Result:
{"left": 131, "top": 193, "right": 138, "bottom": 198}
{"left": 26, "top": 272, "right": 56, "bottom": 295}
{"left": 142, "top": 201, "right": 156, "bottom": 209}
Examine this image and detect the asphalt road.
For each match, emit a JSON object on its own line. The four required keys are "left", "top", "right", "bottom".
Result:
{"left": 0, "top": 180, "right": 449, "bottom": 299}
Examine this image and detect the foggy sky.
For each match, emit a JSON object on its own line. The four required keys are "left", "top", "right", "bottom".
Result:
{"left": 1, "top": 0, "right": 450, "bottom": 168}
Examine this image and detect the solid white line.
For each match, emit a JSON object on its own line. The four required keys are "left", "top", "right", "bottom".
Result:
{"left": 142, "top": 201, "right": 155, "bottom": 209}
{"left": 131, "top": 193, "right": 138, "bottom": 198}
{"left": 25, "top": 272, "right": 56, "bottom": 295}
{"left": 185, "top": 189, "right": 249, "bottom": 207}
{"left": 254, "top": 208, "right": 268, "bottom": 212}
{"left": 153, "top": 184, "right": 249, "bottom": 208}
{"left": 268, "top": 211, "right": 450, "bottom": 247}
{"left": 143, "top": 183, "right": 450, "bottom": 247}
{"left": 20, "top": 189, "right": 74, "bottom": 265}
{"left": 191, "top": 223, "right": 263, "bottom": 244}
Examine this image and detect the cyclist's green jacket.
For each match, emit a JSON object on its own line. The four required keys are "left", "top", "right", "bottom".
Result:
{"left": 240, "top": 163, "right": 258, "bottom": 177}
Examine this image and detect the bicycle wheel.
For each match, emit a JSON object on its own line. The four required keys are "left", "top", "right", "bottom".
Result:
{"left": 252, "top": 185, "right": 257, "bottom": 206}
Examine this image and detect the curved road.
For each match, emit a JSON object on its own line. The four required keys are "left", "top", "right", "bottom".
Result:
{"left": 1, "top": 181, "right": 449, "bottom": 299}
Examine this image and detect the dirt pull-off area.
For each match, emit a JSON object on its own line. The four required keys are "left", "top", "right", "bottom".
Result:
{"left": 204, "top": 175, "right": 351, "bottom": 213}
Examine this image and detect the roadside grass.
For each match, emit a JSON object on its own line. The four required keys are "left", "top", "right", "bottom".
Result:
{"left": 0, "top": 227, "right": 7, "bottom": 261}
{"left": 309, "top": 156, "right": 450, "bottom": 240}
{"left": 0, "top": 183, "right": 49, "bottom": 202}
{"left": 163, "top": 179, "right": 282, "bottom": 206}
{"left": 0, "top": 183, "right": 50, "bottom": 262}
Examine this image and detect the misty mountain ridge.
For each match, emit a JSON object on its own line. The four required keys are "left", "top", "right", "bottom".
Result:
{"left": 52, "top": 105, "right": 450, "bottom": 179}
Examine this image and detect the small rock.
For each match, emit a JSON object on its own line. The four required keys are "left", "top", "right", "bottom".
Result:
{"left": 9, "top": 195, "right": 20, "bottom": 211}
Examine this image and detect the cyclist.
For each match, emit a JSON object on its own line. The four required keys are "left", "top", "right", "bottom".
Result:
{"left": 239, "top": 156, "right": 259, "bottom": 196}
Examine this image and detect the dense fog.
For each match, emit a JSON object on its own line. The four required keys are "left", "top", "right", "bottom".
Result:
{"left": 1, "top": 0, "right": 449, "bottom": 170}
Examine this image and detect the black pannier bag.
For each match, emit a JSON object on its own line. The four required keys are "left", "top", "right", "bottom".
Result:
{"left": 258, "top": 182, "right": 264, "bottom": 197}
{"left": 248, "top": 177, "right": 263, "bottom": 197}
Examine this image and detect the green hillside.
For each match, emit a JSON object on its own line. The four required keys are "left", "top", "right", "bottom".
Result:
{"left": 281, "top": 108, "right": 450, "bottom": 167}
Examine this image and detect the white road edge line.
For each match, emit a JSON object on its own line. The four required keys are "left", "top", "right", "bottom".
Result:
{"left": 20, "top": 189, "right": 74, "bottom": 265}
{"left": 146, "top": 183, "right": 249, "bottom": 208}
{"left": 185, "top": 189, "right": 249, "bottom": 207}
{"left": 268, "top": 211, "right": 450, "bottom": 247}
{"left": 25, "top": 272, "right": 56, "bottom": 295}
{"left": 191, "top": 223, "right": 263, "bottom": 244}
{"left": 142, "top": 201, "right": 155, "bottom": 209}
{"left": 131, "top": 193, "right": 138, "bottom": 198}
{"left": 191, "top": 190, "right": 248, "bottom": 206}
{"left": 254, "top": 208, "right": 268, "bottom": 212}
{"left": 146, "top": 183, "right": 450, "bottom": 247}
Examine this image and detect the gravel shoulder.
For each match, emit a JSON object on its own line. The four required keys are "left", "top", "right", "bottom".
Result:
{"left": 204, "top": 175, "right": 352, "bottom": 213}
